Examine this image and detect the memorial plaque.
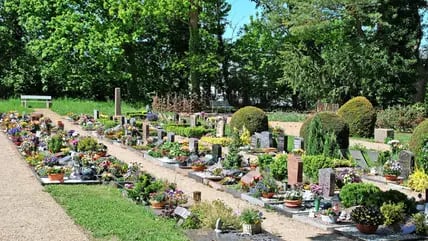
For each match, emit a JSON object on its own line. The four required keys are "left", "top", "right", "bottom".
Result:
{"left": 212, "top": 144, "right": 222, "bottom": 163}
{"left": 189, "top": 138, "right": 199, "bottom": 154}
{"left": 398, "top": 150, "right": 415, "bottom": 179}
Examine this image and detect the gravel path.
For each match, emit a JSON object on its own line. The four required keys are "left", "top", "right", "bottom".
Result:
{"left": 36, "top": 109, "right": 352, "bottom": 241}
{"left": 0, "top": 132, "right": 90, "bottom": 241}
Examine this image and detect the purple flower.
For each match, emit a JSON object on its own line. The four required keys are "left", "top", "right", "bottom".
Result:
{"left": 43, "top": 156, "right": 59, "bottom": 166}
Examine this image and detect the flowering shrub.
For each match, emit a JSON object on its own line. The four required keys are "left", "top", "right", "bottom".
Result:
{"left": 383, "top": 160, "right": 401, "bottom": 176}
{"left": 7, "top": 127, "right": 21, "bottom": 136}
{"left": 43, "top": 156, "right": 59, "bottom": 167}
{"left": 336, "top": 168, "right": 361, "bottom": 187}
{"left": 310, "top": 184, "right": 323, "bottom": 198}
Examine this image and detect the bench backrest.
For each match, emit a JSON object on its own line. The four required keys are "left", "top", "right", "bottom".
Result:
{"left": 21, "top": 95, "right": 52, "bottom": 100}
{"left": 210, "top": 100, "right": 230, "bottom": 107}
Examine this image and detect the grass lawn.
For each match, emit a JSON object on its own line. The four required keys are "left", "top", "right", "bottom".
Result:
{"left": 267, "top": 111, "right": 308, "bottom": 122}
{"left": 51, "top": 98, "right": 142, "bottom": 116}
{"left": 351, "top": 132, "right": 412, "bottom": 146}
{"left": 45, "top": 185, "right": 188, "bottom": 241}
{"left": 0, "top": 98, "right": 33, "bottom": 113}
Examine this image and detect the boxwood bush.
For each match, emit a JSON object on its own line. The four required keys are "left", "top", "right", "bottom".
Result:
{"left": 230, "top": 106, "right": 268, "bottom": 134}
{"left": 339, "top": 183, "right": 382, "bottom": 208}
{"left": 300, "top": 112, "right": 349, "bottom": 149}
{"left": 409, "top": 119, "right": 428, "bottom": 156}
{"left": 337, "top": 96, "right": 376, "bottom": 138}
{"left": 164, "top": 125, "right": 212, "bottom": 138}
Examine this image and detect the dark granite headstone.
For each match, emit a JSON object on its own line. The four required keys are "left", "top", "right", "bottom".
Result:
{"left": 260, "top": 131, "right": 273, "bottom": 148}
{"left": 120, "top": 116, "right": 126, "bottom": 126}
{"left": 319, "top": 168, "right": 335, "bottom": 198}
{"left": 294, "top": 137, "right": 304, "bottom": 150}
{"left": 398, "top": 150, "right": 415, "bottom": 179}
{"left": 173, "top": 113, "right": 179, "bottom": 123}
{"left": 157, "top": 129, "right": 166, "bottom": 144}
{"left": 350, "top": 150, "right": 368, "bottom": 168}
{"left": 212, "top": 144, "right": 222, "bottom": 162}
{"left": 367, "top": 150, "right": 379, "bottom": 163}
{"left": 287, "top": 154, "right": 303, "bottom": 185}
{"left": 189, "top": 138, "right": 199, "bottom": 154}
{"left": 277, "top": 135, "right": 287, "bottom": 152}
{"left": 167, "top": 132, "right": 175, "bottom": 142}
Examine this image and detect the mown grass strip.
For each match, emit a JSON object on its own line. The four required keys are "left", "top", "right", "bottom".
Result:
{"left": 0, "top": 98, "right": 33, "bottom": 113}
{"left": 51, "top": 98, "right": 142, "bottom": 116}
{"left": 45, "top": 185, "right": 189, "bottom": 241}
{"left": 267, "top": 112, "right": 308, "bottom": 122}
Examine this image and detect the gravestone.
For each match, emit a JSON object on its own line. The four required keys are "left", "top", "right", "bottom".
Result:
{"left": 241, "top": 169, "right": 262, "bottom": 186}
{"left": 251, "top": 135, "right": 259, "bottom": 148}
{"left": 216, "top": 118, "right": 226, "bottom": 137}
{"left": 114, "top": 87, "right": 121, "bottom": 116}
{"left": 287, "top": 154, "right": 303, "bottom": 185}
{"left": 350, "top": 150, "right": 368, "bottom": 168}
{"left": 157, "top": 129, "right": 166, "bottom": 144}
{"left": 174, "top": 206, "right": 191, "bottom": 219}
{"left": 129, "top": 118, "right": 136, "bottom": 126}
{"left": 294, "top": 137, "right": 304, "bottom": 150}
{"left": 374, "top": 128, "right": 394, "bottom": 143}
{"left": 167, "top": 132, "right": 175, "bottom": 142}
{"left": 367, "top": 150, "right": 379, "bottom": 163}
{"left": 260, "top": 131, "right": 273, "bottom": 148}
{"left": 398, "top": 150, "right": 415, "bottom": 179}
{"left": 120, "top": 116, "right": 126, "bottom": 126}
{"left": 319, "top": 168, "right": 335, "bottom": 198}
{"left": 277, "top": 135, "right": 287, "bottom": 152}
{"left": 212, "top": 144, "right": 222, "bottom": 163}
{"left": 190, "top": 115, "right": 197, "bottom": 127}
{"left": 189, "top": 138, "right": 199, "bottom": 154}
{"left": 142, "top": 122, "right": 149, "bottom": 142}
{"left": 173, "top": 113, "right": 179, "bottom": 123}
{"left": 93, "top": 110, "right": 100, "bottom": 120}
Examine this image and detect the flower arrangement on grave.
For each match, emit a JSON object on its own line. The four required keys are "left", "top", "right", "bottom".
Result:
{"left": 310, "top": 183, "right": 323, "bottom": 198}
{"left": 321, "top": 208, "right": 337, "bottom": 217}
{"left": 291, "top": 148, "right": 304, "bottom": 155}
{"left": 166, "top": 189, "right": 188, "bottom": 206}
{"left": 285, "top": 189, "right": 303, "bottom": 201}
{"left": 351, "top": 206, "right": 384, "bottom": 234}
{"left": 7, "top": 127, "right": 21, "bottom": 136}
{"left": 383, "top": 160, "right": 401, "bottom": 176}
{"left": 336, "top": 168, "right": 361, "bottom": 188}
{"left": 191, "top": 159, "right": 206, "bottom": 167}
{"left": 43, "top": 155, "right": 59, "bottom": 167}
{"left": 46, "top": 166, "right": 70, "bottom": 175}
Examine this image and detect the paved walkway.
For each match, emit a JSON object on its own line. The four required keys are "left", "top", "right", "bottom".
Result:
{"left": 0, "top": 132, "right": 89, "bottom": 241}
{"left": 36, "top": 109, "right": 351, "bottom": 241}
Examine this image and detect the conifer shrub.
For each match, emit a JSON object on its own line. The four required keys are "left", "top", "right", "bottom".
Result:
{"left": 230, "top": 106, "right": 268, "bottom": 135}
{"left": 409, "top": 120, "right": 428, "bottom": 156}
{"left": 300, "top": 112, "right": 349, "bottom": 150}
{"left": 337, "top": 96, "right": 376, "bottom": 138}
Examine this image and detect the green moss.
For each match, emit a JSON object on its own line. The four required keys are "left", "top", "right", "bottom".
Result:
{"left": 338, "top": 96, "right": 376, "bottom": 138}
{"left": 300, "top": 112, "right": 349, "bottom": 149}
{"left": 230, "top": 106, "right": 268, "bottom": 134}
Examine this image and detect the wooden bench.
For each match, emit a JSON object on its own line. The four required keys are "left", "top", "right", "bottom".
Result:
{"left": 21, "top": 95, "right": 52, "bottom": 108}
{"left": 210, "top": 100, "right": 233, "bottom": 113}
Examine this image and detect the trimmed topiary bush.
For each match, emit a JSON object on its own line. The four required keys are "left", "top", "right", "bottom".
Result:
{"left": 339, "top": 183, "right": 382, "bottom": 208}
{"left": 338, "top": 96, "right": 376, "bottom": 138}
{"left": 300, "top": 112, "right": 349, "bottom": 149}
{"left": 409, "top": 119, "right": 428, "bottom": 156}
{"left": 230, "top": 106, "right": 268, "bottom": 134}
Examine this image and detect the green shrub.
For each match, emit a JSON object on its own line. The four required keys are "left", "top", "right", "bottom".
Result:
{"left": 270, "top": 154, "right": 287, "bottom": 181}
{"left": 376, "top": 104, "right": 426, "bottom": 132}
{"left": 188, "top": 200, "right": 240, "bottom": 230}
{"left": 338, "top": 96, "right": 376, "bottom": 138}
{"left": 380, "top": 202, "right": 406, "bottom": 227}
{"left": 257, "top": 153, "right": 274, "bottom": 170}
{"left": 412, "top": 213, "right": 428, "bottom": 235}
{"left": 409, "top": 120, "right": 428, "bottom": 159}
{"left": 380, "top": 190, "right": 416, "bottom": 215}
{"left": 306, "top": 115, "right": 324, "bottom": 155}
{"left": 300, "top": 112, "right": 349, "bottom": 149}
{"left": 164, "top": 125, "right": 211, "bottom": 138}
{"left": 339, "top": 183, "right": 382, "bottom": 208}
{"left": 230, "top": 106, "right": 268, "bottom": 134}
{"left": 323, "top": 132, "right": 340, "bottom": 158}
{"left": 48, "top": 134, "right": 63, "bottom": 153}
{"left": 77, "top": 136, "right": 98, "bottom": 152}
{"left": 302, "top": 155, "right": 334, "bottom": 182}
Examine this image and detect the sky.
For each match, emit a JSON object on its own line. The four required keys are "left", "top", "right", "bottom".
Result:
{"left": 225, "top": 0, "right": 257, "bottom": 40}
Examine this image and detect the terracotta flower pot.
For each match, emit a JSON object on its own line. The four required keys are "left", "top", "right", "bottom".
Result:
{"left": 48, "top": 173, "right": 64, "bottom": 182}
{"left": 262, "top": 192, "right": 275, "bottom": 199}
{"left": 356, "top": 224, "right": 378, "bottom": 234}
{"left": 151, "top": 201, "right": 166, "bottom": 209}
{"left": 191, "top": 166, "right": 206, "bottom": 172}
{"left": 384, "top": 174, "right": 397, "bottom": 181}
{"left": 284, "top": 199, "right": 302, "bottom": 208}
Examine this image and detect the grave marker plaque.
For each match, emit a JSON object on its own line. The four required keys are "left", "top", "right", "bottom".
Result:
{"left": 241, "top": 170, "right": 262, "bottom": 186}
{"left": 398, "top": 150, "right": 415, "bottom": 179}
{"left": 189, "top": 138, "right": 199, "bottom": 154}
{"left": 93, "top": 109, "right": 100, "bottom": 120}
{"left": 167, "top": 132, "right": 175, "bottom": 142}
{"left": 190, "top": 115, "right": 197, "bottom": 127}
{"left": 260, "top": 131, "right": 273, "bottom": 148}
{"left": 319, "top": 168, "right": 335, "bottom": 198}
{"left": 212, "top": 144, "right": 222, "bottom": 162}
{"left": 367, "top": 150, "right": 379, "bottom": 163}
{"left": 374, "top": 128, "right": 394, "bottom": 143}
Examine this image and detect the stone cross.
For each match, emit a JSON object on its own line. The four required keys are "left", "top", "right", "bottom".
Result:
{"left": 167, "top": 132, "right": 175, "bottom": 142}
{"left": 398, "top": 150, "right": 415, "bottom": 179}
{"left": 93, "top": 109, "right": 99, "bottom": 120}
{"left": 114, "top": 87, "right": 121, "bottom": 116}
{"left": 189, "top": 138, "right": 199, "bottom": 154}
{"left": 216, "top": 117, "right": 225, "bottom": 138}
{"left": 287, "top": 154, "right": 303, "bottom": 185}
{"left": 260, "top": 131, "right": 273, "bottom": 148}
{"left": 319, "top": 168, "right": 335, "bottom": 198}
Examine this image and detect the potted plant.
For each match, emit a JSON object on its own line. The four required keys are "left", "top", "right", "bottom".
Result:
{"left": 46, "top": 166, "right": 67, "bottom": 182}
{"left": 191, "top": 160, "right": 207, "bottom": 171}
{"left": 259, "top": 174, "right": 278, "bottom": 198}
{"left": 320, "top": 208, "right": 338, "bottom": 224}
{"left": 150, "top": 191, "right": 167, "bottom": 209}
{"left": 351, "top": 206, "right": 384, "bottom": 234}
{"left": 249, "top": 159, "right": 259, "bottom": 169}
{"left": 240, "top": 208, "right": 263, "bottom": 235}
{"left": 383, "top": 160, "right": 401, "bottom": 181}
{"left": 284, "top": 188, "right": 303, "bottom": 208}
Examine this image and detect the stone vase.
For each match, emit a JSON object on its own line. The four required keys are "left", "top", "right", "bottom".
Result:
{"left": 242, "top": 222, "right": 261, "bottom": 235}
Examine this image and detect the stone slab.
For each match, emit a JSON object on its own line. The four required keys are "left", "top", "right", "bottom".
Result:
{"left": 334, "top": 226, "right": 425, "bottom": 241}
{"left": 267, "top": 203, "right": 310, "bottom": 218}
{"left": 367, "top": 150, "right": 379, "bottom": 163}
{"left": 293, "top": 214, "right": 354, "bottom": 231}
{"left": 241, "top": 193, "right": 266, "bottom": 207}
{"left": 350, "top": 150, "right": 368, "bottom": 168}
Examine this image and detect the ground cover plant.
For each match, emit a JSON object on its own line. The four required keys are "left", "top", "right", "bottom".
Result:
{"left": 46, "top": 185, "right": 188, "bottom": 241}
